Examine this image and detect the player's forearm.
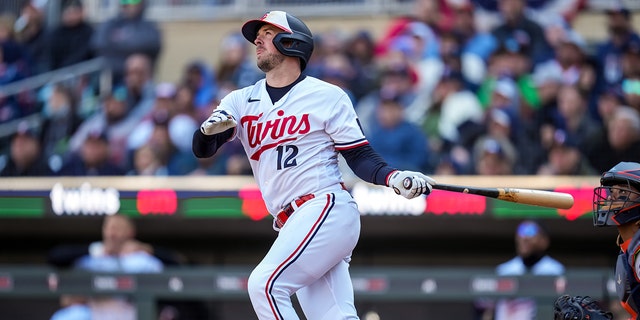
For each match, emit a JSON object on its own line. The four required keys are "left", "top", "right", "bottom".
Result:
{"left": 341, "top": 145, "right": 397, "bottom": 186}
{"left": 191, "top": 129, "right": 233, "bottom": 158}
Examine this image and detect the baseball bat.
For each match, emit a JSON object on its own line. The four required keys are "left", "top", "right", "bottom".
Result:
{"left": 431, "top": 183, "right": 574, "bottom": 209}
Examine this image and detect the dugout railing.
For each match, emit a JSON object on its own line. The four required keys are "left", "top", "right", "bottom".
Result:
{"left": 0, "top": 265, "right": 615, "bottom": 319}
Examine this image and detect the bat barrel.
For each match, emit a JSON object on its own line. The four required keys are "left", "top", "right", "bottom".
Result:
{"left": 431, "top": 184, "right": 574, "bottom": 209}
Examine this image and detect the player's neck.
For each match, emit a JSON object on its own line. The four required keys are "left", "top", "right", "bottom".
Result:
{"left": 618, "top": 223, "right": 640, "bottom": 244}
{"left": 265, "top": 60, "right": 302, "bottom": 88}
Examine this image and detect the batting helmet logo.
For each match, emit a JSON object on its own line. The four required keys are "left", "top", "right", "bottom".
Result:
{"left": 242, "top": 11, "right": 314, "bottom": 71}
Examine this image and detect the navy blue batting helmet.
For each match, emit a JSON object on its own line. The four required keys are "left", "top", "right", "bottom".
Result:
{"left": 241, "top": 11, "right": 314, "bottom": 71}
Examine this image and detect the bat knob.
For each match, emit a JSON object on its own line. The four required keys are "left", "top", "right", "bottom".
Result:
{"left": 403, "top": 177, "right": 412, "bottom": 189}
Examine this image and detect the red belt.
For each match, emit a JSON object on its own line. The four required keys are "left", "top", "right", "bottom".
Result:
{"left": 275, "top": 183, "right": 348, "bottom": 229}
{"left": 276, "top": 194, "right": 315, "bottom": 228}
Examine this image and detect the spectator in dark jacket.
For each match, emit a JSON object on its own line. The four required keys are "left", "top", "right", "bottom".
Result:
{"left": 0, "top": 121, "right": 53, "bottom": 176}
{"left": 14, "top": 0, "right": 48, "bottom": 75}
{"left": 58, "top": 129, "right": 126, "bottom": 176}
{"left": 91, "top": 0, "right": 162, "bottom": 84}
{"left": 46, "top": 0, "right": 94, "bottom": 70}
{"left": 491, "top": 0, "right": 553, "bottom": 67}
{"left": 591, "top": 6, "right": 640, "bottom": 120}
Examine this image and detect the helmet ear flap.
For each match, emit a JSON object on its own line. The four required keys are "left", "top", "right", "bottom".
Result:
{"left": 272, "top": 32, "right": 314, "bottom": 71}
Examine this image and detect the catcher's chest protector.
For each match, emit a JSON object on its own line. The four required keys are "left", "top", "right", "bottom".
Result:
{"left": 616, "top": 232, "right": 640, "bottom": 319}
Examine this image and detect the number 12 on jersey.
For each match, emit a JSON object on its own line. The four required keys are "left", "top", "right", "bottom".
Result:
{"left": 276, "top": 145, "right": 298, "bottom": 170}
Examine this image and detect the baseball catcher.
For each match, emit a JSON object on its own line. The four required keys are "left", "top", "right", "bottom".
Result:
{"left": 555, "top": 162, "right": 640, "bottom": 320}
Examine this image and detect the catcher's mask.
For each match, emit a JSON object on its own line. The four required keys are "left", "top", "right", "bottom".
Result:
{"left": 241, "top": 11, "right": 314, "bottom": 71}
{"left": 593, "top": 161, "right": 640, "bottom": 226}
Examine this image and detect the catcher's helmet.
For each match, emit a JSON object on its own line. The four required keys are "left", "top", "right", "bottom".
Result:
{"left": 593, "top": 162, "right": 640, "bottom": 226}
{"left": 241, "top": 11, "right": 314, "bottom": 71}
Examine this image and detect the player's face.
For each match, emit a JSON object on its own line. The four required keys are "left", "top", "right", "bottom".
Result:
{"left": 606, "top": 184, "right": 640, "bottom": 203}
{"left": 255, "top": 25, "right": 286, "bottom": 72}
{"left": 102, "top": 215, "right": 134, "bottom": 252}
{"left": 595, "top": 183, "right": 640, "bottom": 215}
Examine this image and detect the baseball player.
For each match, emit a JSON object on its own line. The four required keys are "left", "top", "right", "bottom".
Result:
{"left": 554, "top": 161, "right": 640, "bottom": 320}
{"left": 192, "top": 11, "right": 435, "bottom": 320}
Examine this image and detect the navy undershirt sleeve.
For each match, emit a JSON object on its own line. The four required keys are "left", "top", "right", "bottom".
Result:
{"left": 340, "top": 144, "right": 397, "bottom": 186}
{"left": 192, "top": 128, "right": 234, "bottom": 158}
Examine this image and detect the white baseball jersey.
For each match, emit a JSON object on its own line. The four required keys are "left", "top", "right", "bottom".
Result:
{"left": 217, "top": 76, "right": 367, "bottom": 214}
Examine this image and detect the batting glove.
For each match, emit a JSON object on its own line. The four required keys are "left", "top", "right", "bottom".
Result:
{"left": 200, "top": 109, "right": 237, "bottom": 135}
{"left": 387, "top": 170, "right": 436, "bottom": 199}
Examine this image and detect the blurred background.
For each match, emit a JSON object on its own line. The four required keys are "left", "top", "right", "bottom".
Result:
{"left": 0, "top": 0, "right": 638, "bottom": 319}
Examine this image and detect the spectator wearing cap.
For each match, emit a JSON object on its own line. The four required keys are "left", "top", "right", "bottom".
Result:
{"left": 14, "top": 0, "right": 48, "bottom": 75}
{"left": 367, "top": 93, "right": 431, "bottom": 172}
{"left": 58, "top": 129, "right": 126, "bottom": 176}
{"left": 320, "top": 59, "right": 358, "bottom": 105}
{"left": 411, "top": 31, "right": 464, "bottom": 118}
{"left": 45, "top": 0, "right": 94, "bottom": 71}
{"left": 344, "top": 30, "right": 379, "bottom": 102}
{"left": 548, "top": 84, "right": 603, "bottom": 153}
{"left": 180, "top": 60, "right": 217, "bottom": 122}
{"left": 0, "top": 122, "right": 52, "bottom": 176}
{"left": 477, "top": 47, "right": 542, "bottom": 118}
{"left": 68, "top": 85, "right": 129, "bottom": 170}
{"left": 596, "top": 87, "right": 625, "bottom": 128}
{"left": 145, "top": 110, "right": 198, "bottom": 176}
{"left": 593, "top": 6, "right": 640, "bottom": 99}
{"left": 491, "top": 0, "right": 554, "bottom": 67}
{"left": 471, "top": 136, "right": 518, "bottom": 175}
{"left": 485, "top": 107, "right": 541, "bottom": 175}
{"left": 460, "top": 93, "right": 542, "bottom": 175}
{"left": 91, "top": 0, "right": 162, "bottom": 84}
{"left": 537, "top": 129, "right": 596, "bottom": 175}
{"left": 448, "top": 0, "right": 498, "bottom": 87}
{"left": 486, "top": 219, "right": 565, "bottom": 320}
{"left": 127, "top": 82, "right": 177, "bottom": 150}
{"left": 122, "top": 53, "right": 156, "bottom": 117}
{"left": 419, "top": 70, "right": 483, "bottom": 160}
{"left": 532, "top": 23, "right": 595, "bottom": 108}
{"left": 355, "top": 61, "right": 418, "bottom": 134}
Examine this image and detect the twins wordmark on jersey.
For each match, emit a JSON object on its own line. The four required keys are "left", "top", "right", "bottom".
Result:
{"left": 242, "top": 109, "right": 310, "bottom": 161}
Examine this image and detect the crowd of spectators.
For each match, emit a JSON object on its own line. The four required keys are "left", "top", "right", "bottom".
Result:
{"left": 1, "top": 0, "right": 639, "bottom": 178}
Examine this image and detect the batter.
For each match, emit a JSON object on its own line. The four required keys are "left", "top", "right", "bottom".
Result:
{"left": 192, "top": 11, "right": 436, "bottom": 319}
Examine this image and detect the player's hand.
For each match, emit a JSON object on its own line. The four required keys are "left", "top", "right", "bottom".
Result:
{"left": 553, "top": 295, "right": 613, "bottom": 320}
{"left": 200, "top": 109, "right": 237, "bottom": 135}
{"left": 387, "top": 170, "right": 435, "bottom": 199}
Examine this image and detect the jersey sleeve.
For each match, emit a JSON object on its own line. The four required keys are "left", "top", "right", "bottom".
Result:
{"left": 325, "top": 92, "right": 369, "bottom": 151}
